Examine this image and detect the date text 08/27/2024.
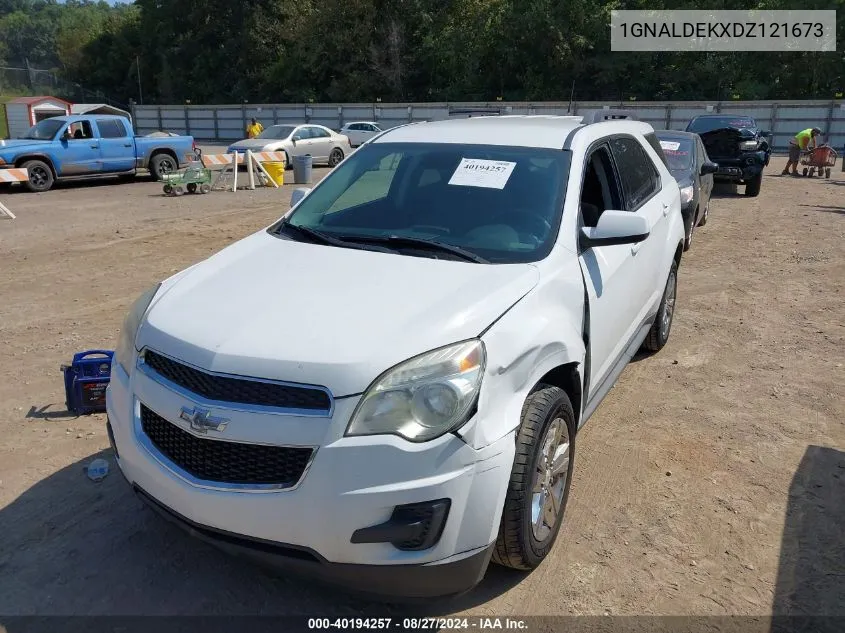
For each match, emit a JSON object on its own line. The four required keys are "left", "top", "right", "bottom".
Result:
{"left": 307, "top": 618, "right": 529, "bottom": 630}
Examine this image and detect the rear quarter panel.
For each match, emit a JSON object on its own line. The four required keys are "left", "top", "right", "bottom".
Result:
{"left": 134, "top": 136, "right": 195, "bottom": 168}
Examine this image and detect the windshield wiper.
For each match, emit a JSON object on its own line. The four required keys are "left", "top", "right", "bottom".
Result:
{"left": 341, "top": 234, "right": 489, "bottom": 264}
{"left": 278, "top": 221, "right": 396, "bottom": 254}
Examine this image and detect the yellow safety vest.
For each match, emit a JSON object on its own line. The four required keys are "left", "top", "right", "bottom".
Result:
{"left": 247, "top": 123, "right": 263, "bottom": 138}
{"left": 795, "top": 128, "right": 814, "bottom": 149}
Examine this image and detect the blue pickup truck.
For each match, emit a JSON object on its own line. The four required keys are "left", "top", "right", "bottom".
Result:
{"left": 0, "top": 114, "right": 195, "bottom": 192}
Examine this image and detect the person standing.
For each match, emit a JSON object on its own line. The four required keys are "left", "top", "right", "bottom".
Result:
{"left": 246, "top": 118, "right": 264, "bottom": 139}
{"left": 782, "top": 127, "right": 821, "bottom": 175}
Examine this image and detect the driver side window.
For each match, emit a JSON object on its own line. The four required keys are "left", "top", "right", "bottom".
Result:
{"left": 292, "top": 128, "right": 308, "bottom": 141}
{"left": 580, "top": 145, "right": 623, "bottom": 228}
{"left": 67, "top": 121, "right": 93, "bottom": 140}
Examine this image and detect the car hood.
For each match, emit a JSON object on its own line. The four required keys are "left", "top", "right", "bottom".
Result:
{"left": 0, "top": 139, "right": 51, "bottom": 152}
{"left": 137, "top": 231, "right": 540, "bottom": 396}
{"left": 227, "top": 138, "right": 279, "bottom": 150}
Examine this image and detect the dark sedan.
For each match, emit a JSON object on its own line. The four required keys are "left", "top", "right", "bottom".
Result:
{"left": 655, "top": 130, "right": 719, "bottom": 251}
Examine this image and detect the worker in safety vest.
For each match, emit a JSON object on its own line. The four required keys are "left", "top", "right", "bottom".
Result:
{"left": 246, "top": 118, "right": 264, "bottom": 139}
{"left": 782, "top": 127, "right": 821, "bottom": 175}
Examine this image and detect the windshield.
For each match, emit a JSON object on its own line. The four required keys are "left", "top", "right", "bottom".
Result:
{"left": 656, "top": 136, "right": 694, "bottom": 171}
{"left": 688, "top": 116, "right": 756, "bottom": 133}
{"left": 23, "top": 118, "right": 65, "bottom": 140}
{"left": 279, "top": 142, "right": 571, "bottom": 264}
{"left": 258, "top": 125, "right": 294, "bottom": 140}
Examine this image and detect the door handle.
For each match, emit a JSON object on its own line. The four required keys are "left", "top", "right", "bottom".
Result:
{"left": 123, "top": 143, "right": 132, "bottom": 147}
{"left": 90, "top": 144, "right": 99, "bottom": 149}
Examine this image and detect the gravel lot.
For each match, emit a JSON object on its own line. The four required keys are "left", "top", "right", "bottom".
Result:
{"left": 0, "top": 157, "right": 842, "bottom": 619}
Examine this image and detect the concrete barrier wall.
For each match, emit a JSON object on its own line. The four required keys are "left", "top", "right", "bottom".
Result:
{"left": 131, "top": 100, "right": 845, "bottom": 152}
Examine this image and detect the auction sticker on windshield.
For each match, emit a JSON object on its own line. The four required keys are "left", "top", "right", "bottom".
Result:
{"left": 660, "top": 141, "right": 681, "bottom": 151}
{"left": 448, "top": 158, "right": 516, "bottom": 189}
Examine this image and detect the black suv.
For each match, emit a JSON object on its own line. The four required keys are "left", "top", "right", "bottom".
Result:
{"left": 685, "top": 114, "right": 771, "bottom": 197}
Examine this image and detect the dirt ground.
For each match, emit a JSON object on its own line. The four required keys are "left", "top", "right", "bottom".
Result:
{"left": 0, "top": 156, "right": 842, "bottom": 619}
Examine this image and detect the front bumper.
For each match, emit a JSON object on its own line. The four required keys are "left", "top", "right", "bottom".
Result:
{"left": 712, "top": 152, "right": 766, "bottom": 182}
{"left": 133, "top": 483, "right": 494, "bottom": 599}
{"left": 105, "top": 358, "right": 514, "bottom": 598}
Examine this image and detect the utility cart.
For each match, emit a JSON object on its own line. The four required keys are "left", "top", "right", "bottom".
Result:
{"left": 801, "top": 144, "right": 838, "bottom": 178}
{"left": 162, "top": 149, "right": 213, "bottom": 195}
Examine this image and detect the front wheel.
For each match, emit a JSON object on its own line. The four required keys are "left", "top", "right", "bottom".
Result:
{"left": 493, "top": 384, "right": 575, "bottom": 570}
{"left": 150, "top": 153, "right": 177, "bottom": 181}
{"left": 683, "top": 212, "right": 696, "bottom": 251}
{"left": 23, "top": 160, "right": 54, "bottom": 193}
{"left": 745, "top": 172, "right": 762, "bottom": 197}
{"left": 642, "top": 261, "right": 678, "bottom": 353}
{"left": 698, "top": 203, "right": 709, "bottom": 227}
{"left": 328, "top": 148, "right": 344, "bottom": 167}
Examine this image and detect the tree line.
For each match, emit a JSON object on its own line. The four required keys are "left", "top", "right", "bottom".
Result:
{"left": 1, "top": 0, "right": 843, "bottom": 106}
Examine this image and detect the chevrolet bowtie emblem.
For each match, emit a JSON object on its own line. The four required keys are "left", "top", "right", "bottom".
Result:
{"left": 179, "top": 406, "right": 229, "bottom": 433}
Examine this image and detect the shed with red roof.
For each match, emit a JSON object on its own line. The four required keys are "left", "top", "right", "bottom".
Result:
{"left": 4, "top": 96, "right": 72, "bottom": 139}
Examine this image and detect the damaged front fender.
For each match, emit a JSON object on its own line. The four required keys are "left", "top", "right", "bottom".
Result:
{"left": 457, "top": 269, "right": 586, "bottom": 450}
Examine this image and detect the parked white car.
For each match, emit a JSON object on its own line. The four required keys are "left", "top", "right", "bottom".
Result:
{"left": 107, "top": 114, "right": 684, "bottom": 599}
{"left": 227, "top": 124, "right": 351, "bottom": 167}
{"left": 339, "top": 121, "right": 383, "bottom": 147}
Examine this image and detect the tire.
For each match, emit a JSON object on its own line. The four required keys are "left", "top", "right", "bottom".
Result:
{"left": 642, "top": 261, "right": 678, "bottom": 353}
{"left": 745, "top": 172, "right": 762, "bottom": 197}
{"left": 698, "top": 203, "right": 709, "bottom": 227}
{"left": 328, "top": 148, "right": 344, "bottom": 168}
{"left": 825, "top": 168, "right": 831, "bottom": 179}
{"left": 172, "top": 185, "right": 184, "bottom": 196}
{"left": 23, "top": 160, "right": 54, "bottom": 193}
{"left": 802, "top": 168, "right": 808, "bottom": 176}
{"left": 284, "top": 151, "right": 292, "bottom": 171}
{"left": 199, "top": 183, "right": 211, "bottom": 194}
{"left": 187, "top": 182, "right": 197, "bottom": 194}
{"left": 493, "top": 384, "right": 575, "bottom": 571}
{"left": 149, "top": 153, "right": 177, "bottom": 181}
{"left": 683, "top": 211, "right": 695, "bottom": 251}
{"left": 162, "top": 184, "right": 173, "bottom": 195}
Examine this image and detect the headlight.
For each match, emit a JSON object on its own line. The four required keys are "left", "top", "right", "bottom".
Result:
{"left": 345, "top": 340, "right": 486, "bottom": 442}
{"left": 113, "top": 283, "right": 161, "bottom": 376}
{"left": 739, "top": 140, "right": 759, "bottom": 151}
{"left": 679, "top": 185, "right": 694, "bottom": 205}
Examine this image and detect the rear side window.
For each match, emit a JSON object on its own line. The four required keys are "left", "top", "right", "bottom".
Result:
{"left": 309, "top": 127, "right": 331, "bottom": 138}
{"left": 609, "top": 137, "right": 661, "bottom": 211}
{"left": 97, "top": 119, "right": 127, "bottom": 138}
{"left": 644, "top": 133, "right": 669, "bottom": 168}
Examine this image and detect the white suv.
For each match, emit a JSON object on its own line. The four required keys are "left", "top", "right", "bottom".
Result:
{"left": 107, "top": 114, "right": 684, "bottom": 599}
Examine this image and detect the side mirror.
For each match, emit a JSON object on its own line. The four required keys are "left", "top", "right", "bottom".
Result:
{"left": 290, "top": 187, "right": 311, "bottom": 208}
{"left": 701, "top": 161, "right": 719, "bottom": 175}
{"left": 580, "top": 211, "right": 650, "bottom": 249}
{"left": 61, "top": 129, "right": 72, "bottom": 141}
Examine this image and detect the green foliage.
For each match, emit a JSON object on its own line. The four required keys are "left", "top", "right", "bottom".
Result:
{"left": 1, "top": 0, "right": 843, "bottom": 104}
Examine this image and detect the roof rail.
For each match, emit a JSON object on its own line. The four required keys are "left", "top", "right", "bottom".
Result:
{"left": 448, "top": 106, "right": 504, "bottom": 118}
{"left": 581, "top": 109, "right": 639, "bottom": 124}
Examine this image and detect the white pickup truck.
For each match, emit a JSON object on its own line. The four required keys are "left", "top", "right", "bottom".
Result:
{"left": 106, "top": 112, "right": 684, "bottom": 599}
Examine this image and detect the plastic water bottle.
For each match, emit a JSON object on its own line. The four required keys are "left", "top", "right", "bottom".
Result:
{"left": 87, "top": 458, "right": 109, "bottom": 482}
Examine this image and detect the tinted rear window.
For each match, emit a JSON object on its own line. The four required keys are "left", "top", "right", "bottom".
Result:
{"left": 687, "top": 116, "right": 756, "bottom": 133}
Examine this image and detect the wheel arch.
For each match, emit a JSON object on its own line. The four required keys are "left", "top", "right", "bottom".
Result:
{"left": 15, "top": 154, "right": 57, "bottom": 178}
{"left": 533, "top": 363, "right": 582, "bottom": 431}
{"left": 149, "top": 147, "right": 178, "bottom": 165}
